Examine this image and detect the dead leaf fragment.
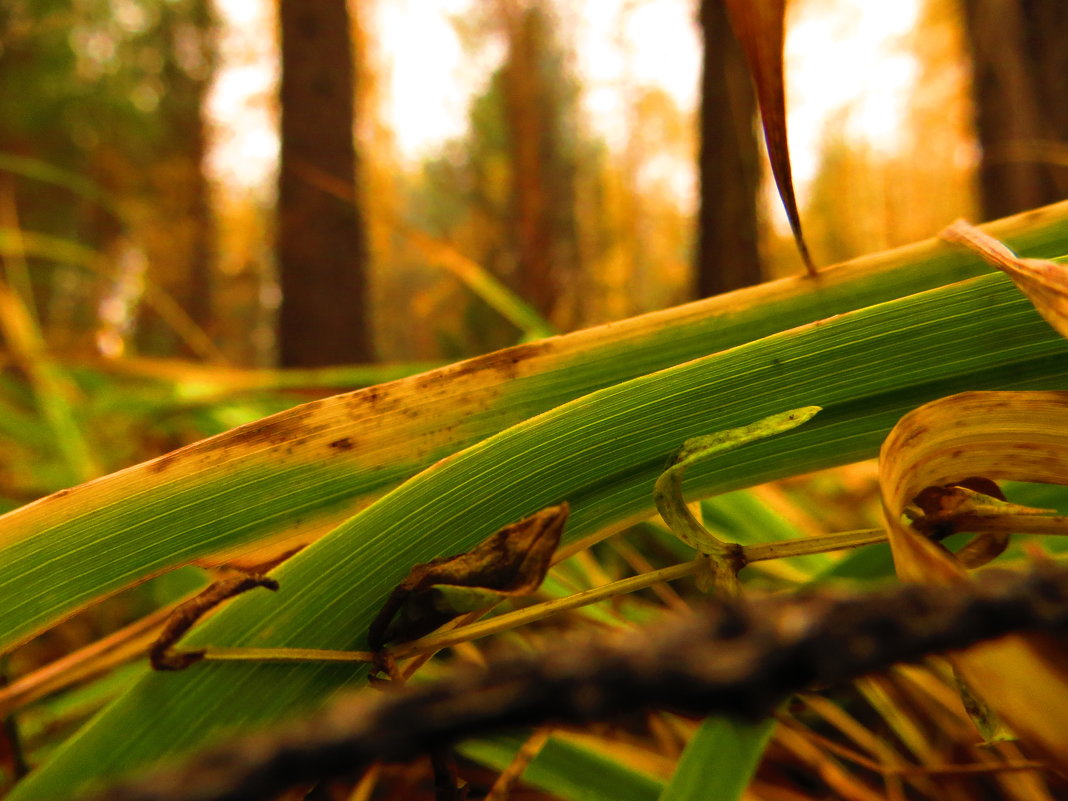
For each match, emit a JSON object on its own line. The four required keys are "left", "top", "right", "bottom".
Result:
{"left": 724, "top": 0, "right": 816, "bottom": 276}
{"left": 881, "top": 391, "right": 1068, "bottom": 579}
{"left": 150, "top": 575, "right": 279, "bottom": 671}
{"left": 909, "top": 477, "right": 1053, "bottom": 568}
{"left": 368, "top": 503, "right": 568, "bottom": 650}
{"left": 941, "top": 219, "right": 1068, "bottom": 338}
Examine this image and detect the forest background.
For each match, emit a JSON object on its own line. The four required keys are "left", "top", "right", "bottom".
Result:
{"left": 5, "top": 0, "right": 1063, "bottom": 502}
{"left": 1, "top": 0, "right": 1068, "bottom": 797}
{"left": 10, "top": 0, "right": 1054, "bottom": 373}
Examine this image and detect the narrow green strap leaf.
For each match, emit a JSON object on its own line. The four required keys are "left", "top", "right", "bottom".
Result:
{"left": 460, "top": 733, "right": 664, "bottom": 801}
{"left": 658, "top": 716, "right": 776, "bottom": 801}
{"left": 654, "top": 407, "right": 821, "bottom": 554}
{"left": 2, "top": 205, "right": 1067, "bottom": 653}
{"left": 13, "top": 273, "right": 1068, "bottom": 801}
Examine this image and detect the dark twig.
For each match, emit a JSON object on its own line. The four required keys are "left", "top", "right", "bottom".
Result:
{"left": 149, "top": 576, "right": 279, "bottom": 671}
{"left": 85, "top": 565, "right": 1068, "bottom": 801}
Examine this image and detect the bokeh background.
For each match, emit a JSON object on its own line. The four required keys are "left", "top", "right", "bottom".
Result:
{"left": 0, "top": 0, "right": 1064, "bottom": 494}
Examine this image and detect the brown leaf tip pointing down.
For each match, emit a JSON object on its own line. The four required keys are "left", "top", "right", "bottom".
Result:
{"left": 724, "top": 0, "right": 817, "bottom": 277}
{"left": 368, "top": 503, "right": 569, "bottom": 651}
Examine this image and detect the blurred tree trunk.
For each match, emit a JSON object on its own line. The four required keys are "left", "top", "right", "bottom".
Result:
{"left": 135, "top": 0, "right": 216, "bottom": 359}
{"left": 277, "top": 0, "right": 372, "bottom": 366}
{"left": 695, "top": 0, "right": 762, "bottom": 298}
{"left": 501, "top": 2, "right": 554, "bottom": 320}
{"left": 961, "top": 0, "right": 1068, "bottom": 220}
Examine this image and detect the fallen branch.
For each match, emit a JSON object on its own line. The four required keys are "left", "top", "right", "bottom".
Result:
{"left": 83, "top": 564, "right": 1068, "bottom": 801}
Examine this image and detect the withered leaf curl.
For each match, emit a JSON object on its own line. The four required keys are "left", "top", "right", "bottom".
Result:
{"left": 911, "top": 476, "right": 1019, "bottom": 568}
{"left": 368, "top": 503, "right": 568, "bottom": 650}
{"left": 879, "top": 391, "right": 1068, "bottom": 768}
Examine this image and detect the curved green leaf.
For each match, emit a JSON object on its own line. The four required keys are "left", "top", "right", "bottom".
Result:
{"left": 12, "top": 270, "right": 1068, "bottom": 800}
{"left": 5, "top": 204, "right": 1065, "bottom": 653}
{"left": 658, "top": 716, "right": 776, "bottom": 801}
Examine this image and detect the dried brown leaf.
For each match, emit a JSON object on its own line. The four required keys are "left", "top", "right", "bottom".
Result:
{"left": 150, "top": 575, "right": 279, "bottom": 671}
{"left": 368, "top": 503, "right": 568, "bottom": 649}
{"left": 724, "top": 0, "right": 816, "bottom": 275}
{"left": 910, "top": 478, "right": 1053, "bottom": 568}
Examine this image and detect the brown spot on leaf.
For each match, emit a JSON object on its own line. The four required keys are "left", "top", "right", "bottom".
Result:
{"left": 343, "top": 382, "right": 405, "bottom": 421}
{"left": 419, "top": 340, "right": 554, "bottom": 390}
{"left": 147, "top": 448, "right": 183, "bottom": 474}
{"left": 147, "top": 402, "right": 334, "bottom": 475}
{"left": 329, "top": 437, "right": 355, "bottom": 451}
{"left": 1020, "top": 207, "right": 1053, "bottom": 227}
{"left": 898, "top": 425, "right": 929, "bottom": 450}
{"left": 224, "top": 406, "right": 321, "bottom": 449}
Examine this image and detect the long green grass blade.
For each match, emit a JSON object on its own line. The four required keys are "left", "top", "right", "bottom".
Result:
{"left": 0, "top": 228, "right": 224, "bottom": 363}
{"left": 2, "top": 205, "right": 1067, "bottom": 655}
{"left": 0, "top": 281, "right": 97, "bottom": 484}
{"left": 657, "top": 717, "right": 776, "bottom": 801}
{"left": 408, "top": 230, "right": 557, "bottom": 338}
{"left": 460, "top": 734, "right": 664, "bottom": 801}
{"left": 11, "top": 269, "right": 1068, "bottom": 800}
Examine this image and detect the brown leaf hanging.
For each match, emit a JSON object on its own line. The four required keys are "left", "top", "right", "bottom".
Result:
{"left": 723, "top": 0, "right": 816, "bottom": 276}
{"left": 368, "top": 503, "right": 568, "bottom": 650}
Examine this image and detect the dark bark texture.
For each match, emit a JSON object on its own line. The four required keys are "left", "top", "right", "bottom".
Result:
{"left": 961, "top": 0, "right": 1068, "bottom": 220}
{"left": 277, "top": 0, "right": 372, "bottom": 366}
{"left": 695, "top": 0, "right": 762, "bottom": 298}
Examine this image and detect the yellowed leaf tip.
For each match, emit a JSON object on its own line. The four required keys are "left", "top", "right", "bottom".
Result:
{"left": 941, "top": 219, "right": 1068, "bottom": 339}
